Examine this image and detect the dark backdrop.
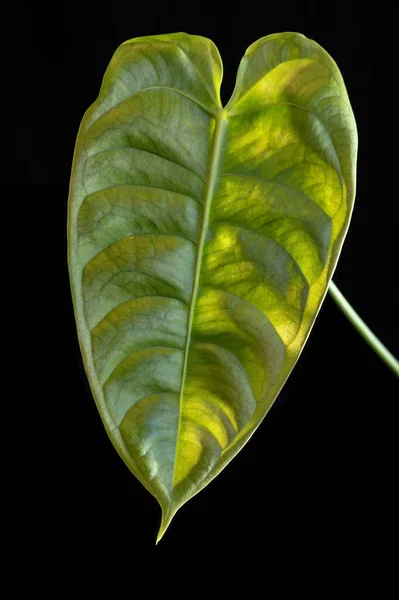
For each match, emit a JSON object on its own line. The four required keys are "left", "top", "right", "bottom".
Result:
{"left": 9, "top": 0, "right": 398, "bottom": 577}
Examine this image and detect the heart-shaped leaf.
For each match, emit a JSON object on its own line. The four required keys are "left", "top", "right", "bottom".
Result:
{"left": 68, "top": 32, "right": 357, "bottom": 541}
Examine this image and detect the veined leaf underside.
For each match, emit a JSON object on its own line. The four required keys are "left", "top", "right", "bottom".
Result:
{"left": 68, "top": 32, "right": 357, "bottom": 540}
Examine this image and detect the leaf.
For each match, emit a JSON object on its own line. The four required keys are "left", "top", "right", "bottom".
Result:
{"left": 68, "top": 32, "right": 357, "bottom": 541}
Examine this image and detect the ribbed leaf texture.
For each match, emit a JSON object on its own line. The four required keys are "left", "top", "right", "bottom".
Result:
{"left": 68, "top": 32, "right": 357, "bottom": 541}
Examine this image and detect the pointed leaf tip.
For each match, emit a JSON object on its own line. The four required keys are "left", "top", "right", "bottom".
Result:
{"left": 156, "top": 507, "right": 176, "bottom": 544}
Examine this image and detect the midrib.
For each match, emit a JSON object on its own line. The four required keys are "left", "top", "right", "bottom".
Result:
{"left": 172, "top": 108, "right": 228, "bottom": 488}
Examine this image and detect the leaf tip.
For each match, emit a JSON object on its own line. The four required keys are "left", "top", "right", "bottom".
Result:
{"left": 155, "top": 506, "right": 177, "bottom": 545}
{"left": 155, "top": 529, "right": 165, "bottom": 546}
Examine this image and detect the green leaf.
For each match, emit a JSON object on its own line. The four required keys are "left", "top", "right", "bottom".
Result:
{"left": 68, "top": 32, "right": 357, "bottom": 541}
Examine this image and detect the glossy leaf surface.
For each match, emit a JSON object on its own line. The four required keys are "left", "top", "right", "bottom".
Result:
{"left": 68, "top": 32, "right": 357, "bottom": 540}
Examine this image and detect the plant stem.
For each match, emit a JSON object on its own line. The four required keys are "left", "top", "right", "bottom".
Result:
{"left": 328, "top": 281, "right": 399, "bottom": 377}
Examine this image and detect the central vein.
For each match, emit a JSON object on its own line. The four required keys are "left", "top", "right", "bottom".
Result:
{"left": 172, "top": 108, "right": 228, "bottom": 488}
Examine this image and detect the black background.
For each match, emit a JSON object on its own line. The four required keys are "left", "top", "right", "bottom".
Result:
{"left": 9, "top": 0, "right": 398, "bottom": 576}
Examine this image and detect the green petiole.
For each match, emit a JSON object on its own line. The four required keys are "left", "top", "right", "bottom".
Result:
{"left": 329, "top": 281, "right": 399, "bottom": 377}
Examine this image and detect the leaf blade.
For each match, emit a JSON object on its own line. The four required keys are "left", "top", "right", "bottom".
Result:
{"left": 68, "top": 32, "right": 357, "bottom": 540}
